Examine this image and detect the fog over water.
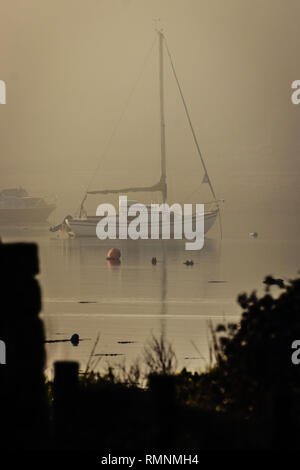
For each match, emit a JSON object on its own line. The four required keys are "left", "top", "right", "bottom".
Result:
{"left": 0, "top": 1, "right": 299, "bottom": 373}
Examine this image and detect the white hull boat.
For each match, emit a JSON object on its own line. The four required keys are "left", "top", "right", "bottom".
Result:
{"left": 0, "top": 188, "right": 56, "bottom": 224}
{"left": 60, "top": 30, "right": 222, "bottom": 240}
{"left": 67, "top": 210, "right": 218, "bottom": 238}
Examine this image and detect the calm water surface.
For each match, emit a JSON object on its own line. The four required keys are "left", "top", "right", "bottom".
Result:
{"left": 1, "top": 218, "right": 299, "bottom": 377}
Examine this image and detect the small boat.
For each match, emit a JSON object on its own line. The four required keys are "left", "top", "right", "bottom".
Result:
{"left": 66, "top": 205, "right": 219, "bottom": 238}
{"left": 66, "top": 29, "right": 222, "bottom": 239}
{"left": 0, "top": 188, "right": 56, "bottom": 224}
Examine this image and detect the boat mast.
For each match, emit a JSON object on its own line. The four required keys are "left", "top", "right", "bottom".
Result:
{"left": 79, "top": 31, "right": 171, "bottom": 211}
{"left": 158, "top": 30, "right": 167, "bottom": 203}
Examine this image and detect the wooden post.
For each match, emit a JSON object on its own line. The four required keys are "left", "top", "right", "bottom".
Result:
{"left": 0, "top": 243, "right": 48, "bottom": 450}
{"left": 53, "top": 361, "right": 79, "bottom": 446}
{"left": 149, "top": 374, "right": 176, "bottom": 448}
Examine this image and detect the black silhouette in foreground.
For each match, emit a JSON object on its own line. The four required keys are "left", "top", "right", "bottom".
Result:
{"left": 263, "top": 275, "right": 285, "bottom": 289}
{"left": 0, "top": 241, "right": 300, "bottom": 451}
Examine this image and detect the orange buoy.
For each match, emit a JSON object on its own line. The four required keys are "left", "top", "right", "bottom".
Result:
{"left": 106, "top": 247, "right": 121, "bottom": 261}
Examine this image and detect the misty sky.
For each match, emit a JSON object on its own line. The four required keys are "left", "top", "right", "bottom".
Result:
{"left": 0, "top": 0, "right": 299, "bottom": 226}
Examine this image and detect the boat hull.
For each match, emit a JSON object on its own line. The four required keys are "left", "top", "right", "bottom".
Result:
{"left": 67, "top": 210, "right": 218, "bottom": 238}
{"left": 0, "top": 204, "right": 56, "bottom": 224}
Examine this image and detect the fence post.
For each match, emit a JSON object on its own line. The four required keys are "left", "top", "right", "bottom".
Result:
{"left": 53, "top": 361, "right": 79, "bottom": 446}
{"left": 149, "top": 374, "right": 176, "bottom": 448}
{"left": 0, "top": 242, "right": 48, "bottom": 449}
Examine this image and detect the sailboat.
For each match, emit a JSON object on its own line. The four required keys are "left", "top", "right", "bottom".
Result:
{"left": 66, "top": 30, "right": 221, "bottom": 239}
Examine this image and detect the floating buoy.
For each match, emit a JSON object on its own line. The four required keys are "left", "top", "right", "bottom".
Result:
{"left": 70, "top": 333, "right": 79, "bottom": 346}
{"left": 106, "top": 248, "right": 121, "bottom": 261}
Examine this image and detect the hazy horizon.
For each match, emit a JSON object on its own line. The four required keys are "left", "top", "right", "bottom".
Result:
{"left": 1, "top": 0, "right": 299, "bottom": 235}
